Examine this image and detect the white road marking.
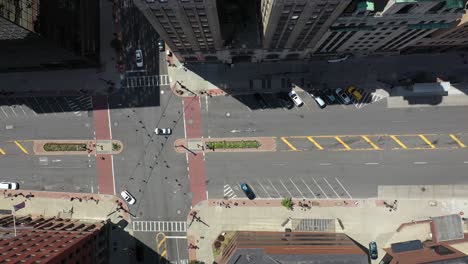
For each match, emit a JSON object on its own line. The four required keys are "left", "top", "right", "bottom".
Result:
{"left": 289, "top": 178, "right": 305, "bottom": 198}
{"left": 9, "top": 106, "right": 18, "bottom": 117}
{"left": 312, "top": 178, "right": 329, "bottom": 199}
{"left": 0, "top": 106, "right": 9, "bottom": 118}
{"left": 133, "top": 221, "right": 187, "bottom": 232}
{"left": 300, "top": 178, "right": 316, "bottom": 198}
{"left": 335, "top": 178, "right": 352, "bottom": 199}
{"left": 34, "top": 97, "right": 47, "bottom": 115}
{"left": 464, "top": 161, "right": 468, "bottom": 164}
{"left": 320, "top": 163, "right": 331, "bottom": 166}
{"left": 267, "top": 179, "right": 281, "bottom": 197}
{"left": 44, "top": 98, "right": 57, "bottom": 116}
{"left": 413, "top": 162, "right": 428, "bottom": 165}
{"left": 323, "top": 178, "right": 340, "bottom": 198}
{"left": 165, "top": 236, "right": 187, "bottom": 239}
{"left": 256, "top": 179, "right": 271, "bottom": 198}
{"left": 279, "top": 179, "right": 294, "bottom": 198}
{"left": 204, "top": 96, "right": 208, "bottom": 112}
{"left": 365, "top": 162, "right": 379, "bottom": 165}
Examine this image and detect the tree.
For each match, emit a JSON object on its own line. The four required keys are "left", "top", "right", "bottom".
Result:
{"left": 281, "top": 197, "right": 294, "bottom": 210}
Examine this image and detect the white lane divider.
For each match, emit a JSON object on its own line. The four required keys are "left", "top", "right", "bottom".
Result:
{"left": 413, "top": 162, "right": 428, "bottom": 165}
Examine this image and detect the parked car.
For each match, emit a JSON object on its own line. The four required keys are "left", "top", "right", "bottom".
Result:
{"left": 322, "top": 90, "right": 337, "bottom": 104}
{"left": 347, "top": 86, "right": 363, "bottom": 101}
{"left": 335, "top": 88, "right": 352, "bottom": 104}
{"left": 309, "top": 92, "right": 326, "bottom": 109}
{"left": 327, "top": 53, "right": 350, "bottom": 63}
{"left": 369, "top": 241, "right": 378, "bottom": 260}
{"left": 120, "top": 190, "right": 136, "bottom": 205}
{"left": 135, "top": 49, "right": 144, "bottom": 67}
{"left": 154, "top": 128, "right": 172, "bottom": 135}
{"left": 288, "top": 91, "right": 304, "bottom": 107}
{"left": 158, "top": 40, "right": 165, "bottom": 51}
{"left": 0, "top": 182, "right": 18, "bottom": 190}
{"left": 277, "top": 93, "right": 294, "bottom": 109}
{"left": 240, "top": 183, "right": 256, "bottom": 200}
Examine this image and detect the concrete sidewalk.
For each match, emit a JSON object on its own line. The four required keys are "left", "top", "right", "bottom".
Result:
{"left": 187, "top": 198, "right": 468, "bottom": 263}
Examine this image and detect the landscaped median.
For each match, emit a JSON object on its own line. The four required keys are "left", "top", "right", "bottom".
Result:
{"left": 174, "top": 137, "right": 276, "bottom": 153}
{"left": 32, "top": 140, "right": 124, "bottom": 155}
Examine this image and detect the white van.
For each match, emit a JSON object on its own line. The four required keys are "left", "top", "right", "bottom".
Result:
{"left": 0, "top": 182, "right": 19, "bottom": 190}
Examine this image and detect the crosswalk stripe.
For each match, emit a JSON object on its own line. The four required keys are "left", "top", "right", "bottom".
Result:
{"left": 133, "top": 221, "right": 187, "bottom": 232}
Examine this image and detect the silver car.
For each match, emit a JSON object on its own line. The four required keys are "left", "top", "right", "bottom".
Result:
{"left": 288, "top": 91, "right": 304, "bottom": 107}
{"left": 121, "top": 190, "right": 136, "bottom": 205}
{"left": 335, "top": 88, "right": 352, "bottom": 104}
{"left": 155, "top": 128, "right": 172, "bottom": 135}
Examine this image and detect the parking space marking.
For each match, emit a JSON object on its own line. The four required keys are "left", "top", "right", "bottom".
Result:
{"left": 300, "top": 178, "right": 316, "bottom": 198}
{"left": 0, "top": 106, "right": 8, "bottom": 118}
{"left": 8, "top": 106, "right": 18, "bottom": 118}
{"left": 279, "top": 179, "right": 294, "bottom": 198}
{"left": 256, "top": 179, "right": 271, "bottom": 198}
{"left": 14, "top": 141, "right": 29, "bottom": 154}
{"left": 323, "top": 178, "right": 340, "bottom": 198}
{"left": 223, "top": 184, "right": 237, "bottom": 199}
{"left": 0, "top": 148, "right": 5, "bottom": 155}
{"left": 312, "top": 178, "right": 329, "bottom": 199}
{"left": 267, "top": 179, "right": 282, "bottom": 197}
{"left": 245, "top": 183, "right": 260, "bottom": 198}
{"left": 419, "top": 135, "right": 435, "bottom": 149}
{"left": 307, "top": 136, "right": 324, "bottom": 150}
{"left": 361, "top": 136, "right": 381, "bottom": 150}
{"left": 289, "top": 178, "right": 304, "bottom": 198}
{"left": 335, "top": 136, "right": 351, "bottom": 150}
{"left": 450, "top": 134, "right": 466, "bottom": 148}
{"left": 389, "top": 135, "right": 408, "bottom": 149}
{"left": 335, "top": 178, "right": 352, "bottom": 199}
{"left": 281, "top": 137, "right": 298, "bottom": 151}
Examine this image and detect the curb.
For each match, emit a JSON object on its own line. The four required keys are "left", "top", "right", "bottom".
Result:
{"left": 207, "top": 198, "right": 360, "bottom": 208}
{"left": 32, "top": 139, "right": 124, "bottom": 155}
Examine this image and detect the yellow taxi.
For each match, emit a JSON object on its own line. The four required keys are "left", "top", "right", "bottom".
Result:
{"left": 346, "top": 86, "right": 363, "bottom": 101}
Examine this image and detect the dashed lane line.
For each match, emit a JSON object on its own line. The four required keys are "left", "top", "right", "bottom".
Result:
{"left": 361, "top": 135, "right": 381, "bottom": 150}
{"left": 419, "top": 135, "right": 435, "bottom": 149}
{"left": 281, "top": 137, "right": 298, "bottom": 151}
{"left": 335, "top": 136, "right": 351, "bottom": 150}
{"left": 389, "top": 135, "right": 408, "bottom": 149}
{"left": 307, "top": 136, "right": 324, "bottom": 150}
{"left": 413, "top": 162, "right": 428, "bottom": 165}
{"left": 14, "top": 141, "right": 29, "bottom": 154}
{"left": 450, "top": 134, "right": 466, "bottom": 148}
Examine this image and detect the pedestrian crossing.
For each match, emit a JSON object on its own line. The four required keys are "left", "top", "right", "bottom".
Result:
{"left": 223, "top": 184, "right": 238, "bottom": 199}
{"left": 132, "top": 221, "right": 187, "bottom": 232}
{"left": 125, "top": 75, "right": 170, "bottom": 88}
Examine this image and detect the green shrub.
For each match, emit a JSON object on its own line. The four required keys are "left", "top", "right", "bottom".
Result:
{"left": 206, "top": 140, "right": 261, "bottom": 149}
{"left": 281, "top": 197, "right": 294, "bottom": 210}
{"left": 43, "top": 143, "right": 87, "bottom": 152}
{"left": 112, "top": 142, "right": 122, "bottom": 151}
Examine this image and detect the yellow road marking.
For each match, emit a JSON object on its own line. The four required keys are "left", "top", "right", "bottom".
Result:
{"left": 280, "top": 137, "right": 298, "bottom": 151}
{"left": 14, "top": 141, "right": 29, "bottom": 154}
{"left": 0, "top": 148, "right": 5, "bottom": 155}
{"left": 307, "top": 137, "right": 324, "bottom": 150}
{"left": 419, "top": 135, "right": 435, "bottom": 149}
{"left": 334, "top": 136, "right": 351, "bottom": 150}
{"left": 389, "top": 135, "right": 407, "bottom": 149}
{"left": 157, "top": 236, "right": 166, "bottom": 248}
{"left": 450, "top": 134, "right": 466, "bottom": 148}
{"left": 361, "top": 136, "right": 381, "bottom": 150}
{"left": 160, "top": 249, "right": 167, "bottom": 257}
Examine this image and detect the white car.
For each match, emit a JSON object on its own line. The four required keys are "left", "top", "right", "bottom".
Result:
{"left": 0, "top": 182, "right": 19, "bottom": 190}
{"left": 288, "top": 91, "right": 304, "bottom": 107}
{"left": 155, "top": 128, "right": 172, "bottom": 135}
{"left": 335, "top": 88, "right": 352, "bottom": 104}
{"left": 309, "top": 92, "right": 326, "bottom": 108}
{"left": 121, "top": 190, "right": 136, "bottom": 205}
{"left": 135, "top": 49, "right": 144, "bottom": 67}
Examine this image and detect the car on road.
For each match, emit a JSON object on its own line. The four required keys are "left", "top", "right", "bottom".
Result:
{"left": 369, "top": 241, "right": 378, "bottom": 260}
{"left": 327, "top": 53, "right": 350, "bottom": 63}
{"left": 158, "top": 40, "right": 165, "bottom": 51}
{"left": 347, "top": 86, "right": 363, "bottom": 101}
{"left": 240, "top": 183, "right": 256, "bottom": 200}
{"left": 288, "top": 90, "right": 304, "bottom": 107}
{"left": 309, "top": 91, "right": 326, "bottom": 108}
{"left": 0, "top": 182, "right": 18, "bottom": 190}
{"left": 154, "top": 128, "right": 172, "bottom": 135}
{"left": 121, "top": 190, "right": 136, "bottom": 205}
{"left": 135, "top": 49, "right": 144, "bottom": 68}
{"left": 335, "top": 88, "right": 352, "bottom": 104}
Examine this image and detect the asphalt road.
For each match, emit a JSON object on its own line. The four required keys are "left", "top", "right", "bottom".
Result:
{"left": 201, "top": 92, "right": 468, "bottom": 200}
{"left": 113, "top": 1, "right": 190, "bottom": 262}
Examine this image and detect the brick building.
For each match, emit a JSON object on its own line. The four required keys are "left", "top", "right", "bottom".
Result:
{"left": 0, "top": 215, "right": 108, "bottom": 263}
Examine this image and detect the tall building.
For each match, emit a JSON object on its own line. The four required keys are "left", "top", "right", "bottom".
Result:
{"left": 0, "top": 0, "right": 99, "bottom": 72}
{"left": 312, "top": 0, "right": 467, "bottom": 56}
{"left": 261, "top": 0, "right": 352, "bottom": 60}
{"left": 0, "top": 215, "right": 108, "bottom": 263}
{"left": 403, "top": 12, "right": 468, "bottom": 53}
{"left": 218, "top": 231, "right": 368, "bottom": 264}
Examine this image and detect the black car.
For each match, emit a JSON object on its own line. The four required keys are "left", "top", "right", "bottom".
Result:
{"left": 254, "top": 93, "right": 268, "bottom": 109}
{"left": 369, "top": 241, "right": 378, "bottom": 260}
{"left": 276, "top": 93, "right": 294, "bottom": 109}
{"left": 240, "top": 183, "right": 256, "bottom": 200}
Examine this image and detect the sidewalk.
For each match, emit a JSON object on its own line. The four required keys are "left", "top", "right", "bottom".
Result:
{"left": 187, "top": 198, "right": 468, "bottom": 263}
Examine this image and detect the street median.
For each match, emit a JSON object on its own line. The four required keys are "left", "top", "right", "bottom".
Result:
{"left": 174, "top": 137, "right": 276, "bottom": 153}
{"left": 33, "top": 140, "right": 124, "bottom": 155}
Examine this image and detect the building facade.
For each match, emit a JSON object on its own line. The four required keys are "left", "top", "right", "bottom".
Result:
{"left": 0, "top": 215, "right": 108, "bottom": 263}
{"left": 313, "top": 0, "right": 467, "bottom": 56}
